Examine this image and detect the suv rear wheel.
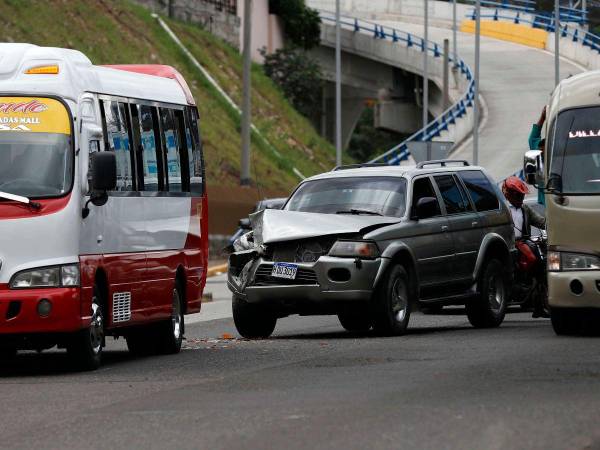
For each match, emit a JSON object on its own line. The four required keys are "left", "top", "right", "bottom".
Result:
{"left": 338, "top": 311, "right": 372, "bottom": 333}
{"left": 373, "top": 265, "right": 412, "bottom": 336}
{"left": 467, "top": 258, "right": 507, "bottom": 328}
{"left": 233, "top": 295, "right": 277, "bottom": 339}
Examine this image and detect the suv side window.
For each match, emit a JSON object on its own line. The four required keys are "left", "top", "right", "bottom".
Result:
{"left": 459, "top": 170, "right": 500, "bottom": 211}
{"left": 411, "top": 177, "right": 441, "bottom": 216}
{"left": 434, "top": 175, "right": 471, "bottom": 214}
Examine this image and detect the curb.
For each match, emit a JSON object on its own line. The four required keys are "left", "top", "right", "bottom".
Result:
{"left": 207, "top": 263, "right": 228, "bottom": 278}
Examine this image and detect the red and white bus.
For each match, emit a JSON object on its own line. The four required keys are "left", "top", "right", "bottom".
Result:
{"left": 0, "top": 44, "right": 208, "bottom": 369}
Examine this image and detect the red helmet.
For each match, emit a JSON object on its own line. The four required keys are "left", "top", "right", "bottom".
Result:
{"left": 503, "top": 176, "right": 529, "bottom": 196}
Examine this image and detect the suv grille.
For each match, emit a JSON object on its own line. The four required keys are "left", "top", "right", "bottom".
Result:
{"left": 253, "top": 264, "right": 318, "bottom": 286}
{"left": 266, "top": 238, "right": 337, "bottom": 263}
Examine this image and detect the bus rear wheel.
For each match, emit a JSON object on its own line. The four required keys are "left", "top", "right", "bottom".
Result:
{"left": 156, "top": 281, "right": 184, "bottom": 354}
{"left": 68, "top": 286, "right": 104, "bottom": 371}
{"left": 0, "top": 346, "right": 17, "bottom": 361}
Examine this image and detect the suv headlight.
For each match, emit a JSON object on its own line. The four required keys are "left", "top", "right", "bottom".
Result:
{"left": 10, "top": 264, "right": 80, "bottom": 289}
{"left": 329, "top": 240, "right": 380, "bottom": 259}
{"left": 547, "top": 251, "right": 600, "bottom": 272}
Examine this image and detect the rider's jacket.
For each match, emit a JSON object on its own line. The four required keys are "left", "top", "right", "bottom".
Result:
{"left": 512, "top": 204, "right": 546, "bottom": 238}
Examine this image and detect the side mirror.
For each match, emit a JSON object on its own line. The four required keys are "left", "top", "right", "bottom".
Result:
{"left": 239, "top": 218, "right": 251, "bottom": 230}
{"left": 414, "top": 197, "right": 439, "bottom": 220}
{"left": 524, "top": 150, "right": 543, "bottom": 186}
{"left": 79, "top": 124, "right": 103, "bottom": 192}
{"left": 90, "top": 151, "right": 117, "bottom": 193}
{"left": 82, "top": 152, "right": 117, "bottom": 218}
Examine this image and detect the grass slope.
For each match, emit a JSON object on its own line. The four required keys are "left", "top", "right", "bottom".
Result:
{"left": 0, "top": 0, "right": 339, "bottom": 192}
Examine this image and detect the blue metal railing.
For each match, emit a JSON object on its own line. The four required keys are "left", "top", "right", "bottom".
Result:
{"left": 472, "top": 10, "right": 600, "bottom": 52}
{"left": 318, "top": 13, "right": 476, "bottom": 166}
{"left": 467, "top": 5, "right": 587, "bottom": 24}
{"left": 459, "top": 0, "right": 587, "bottom": 23}
{"left": 462, "top": 0, "right": 536, "bottom": 14}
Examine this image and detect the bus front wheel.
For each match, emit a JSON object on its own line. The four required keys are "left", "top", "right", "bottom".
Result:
{"left": 68, "top": 285, "right": 105, "bottom": 371}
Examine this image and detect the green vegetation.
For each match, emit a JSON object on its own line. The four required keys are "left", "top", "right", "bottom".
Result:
{"left": 269, "top": 0, "right": 321, "bottom": 50}
{"left": 0, "top": 0, "right": 339, "bottom": 191}
{"left": 261, "top": 47, "right": 323, "bottom": 120}
{"left": 348, "top": 107, "right": 407, "bottom": 163}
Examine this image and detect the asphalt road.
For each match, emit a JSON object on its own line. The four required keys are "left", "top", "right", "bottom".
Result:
{"left": 2, "top": 303, "right": 600, "bottom": 450}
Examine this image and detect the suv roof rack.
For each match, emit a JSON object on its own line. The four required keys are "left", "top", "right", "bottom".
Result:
{"left": 333, "top": 163, "right": 390, "bottom": 171}
{"left": 416, "top": 159, "right": 470, "bottom": 169}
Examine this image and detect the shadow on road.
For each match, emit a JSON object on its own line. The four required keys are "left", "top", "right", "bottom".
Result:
{"left": 271, "top": 324, "right": 474, "bottom": 341}
{"left": 0, "top": 350, "right": 135, "bottom": 378}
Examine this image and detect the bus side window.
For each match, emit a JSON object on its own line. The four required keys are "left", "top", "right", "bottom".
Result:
{"left": 137, "top": 105, "right": 161, "bottom": 192}
{"left": 159, "top": 108, "right": 183, "bottom": 193}
{"left": 174, "top": 109, "right": 191, "bottom": 192}
{"left": 101, "top": 100, "right": 133, "bottom": 191}
{"left": 185, "top": 107, "right": 204, "bottom": 196}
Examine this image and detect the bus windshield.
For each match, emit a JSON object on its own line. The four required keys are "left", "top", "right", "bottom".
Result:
{"left": 550, "top": 106, "right": 600, "bottom": 194}
{"left": 0, "top": 97, "right": 72, "bottom": 198}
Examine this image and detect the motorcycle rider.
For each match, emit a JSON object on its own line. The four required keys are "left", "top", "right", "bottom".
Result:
{"left": 502, "top": 176, "right": 548, "bottom": 318}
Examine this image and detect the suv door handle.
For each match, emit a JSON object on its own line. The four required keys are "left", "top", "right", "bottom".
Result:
{"left": 471, "top": 221, "right": 479, "bottom": 227}
{"left": 441, "top": 225, "right": 449, "bottom": 232}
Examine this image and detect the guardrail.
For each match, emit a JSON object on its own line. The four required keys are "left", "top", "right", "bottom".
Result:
{"left": 467, "top": 7, "right": 586, "bottom": 24}
{"left": 461, "top": 0, "right": 536, "bottom": 14}
{"left": 459, "top": 0, "right": 587, "bottom": 23}
{"left": 318, "top": 13, "right": 476, "bottom": 166}
{"left": 470, "top": 10, "right": 600, "bottom": 52}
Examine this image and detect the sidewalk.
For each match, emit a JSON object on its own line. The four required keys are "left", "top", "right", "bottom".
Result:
{"left": 187, "top": 274, "right": 232, "bottom": 323}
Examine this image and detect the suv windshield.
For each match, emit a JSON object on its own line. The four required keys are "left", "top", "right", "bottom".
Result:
{"left": 550, "top": 106, "right": 600, "bottom": 194}
{"left": 286, "top": 176, "right": 407, "bottom": 217}
{"left": 0, "top": 97, "right": 72, "bottom": 198}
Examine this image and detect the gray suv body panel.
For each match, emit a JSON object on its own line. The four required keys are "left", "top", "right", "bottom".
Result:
{"left": 227, "top": 163, "right": 515, "bottom": 315}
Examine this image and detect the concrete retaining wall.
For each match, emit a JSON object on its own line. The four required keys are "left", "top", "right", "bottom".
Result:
{"left": 546, "top": 33, "right": 600, "bottom": 71}
{"left": 320, "top": 20, "right": 474, "bottom": 151}
{"left": 308, "top": 0, "right": 535, "bottom": 30}
{"left": 133, "top": 0, "right": 241, "bottom": 48}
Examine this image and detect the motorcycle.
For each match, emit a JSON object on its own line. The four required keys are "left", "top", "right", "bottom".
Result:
{"left": 510, "top": 230, "right": 549, "bottom": 314}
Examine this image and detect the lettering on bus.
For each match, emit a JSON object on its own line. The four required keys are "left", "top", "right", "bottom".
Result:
{"left": 0, "top": 97, "right": 70, "bottom": 135}
{"left": 569, "top": 130, "right": 600, "bottom": 139}
{"left": 0, "top": 99, "right": 48, "bottom": 114}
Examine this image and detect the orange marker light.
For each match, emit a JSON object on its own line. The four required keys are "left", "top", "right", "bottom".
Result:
{"left": 25, "top": 65, "right": 60, "bottom": 75}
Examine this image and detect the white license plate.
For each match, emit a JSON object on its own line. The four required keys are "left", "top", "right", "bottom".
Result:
{"left": 271, "top": 263, "right": 298, "bottom": 280}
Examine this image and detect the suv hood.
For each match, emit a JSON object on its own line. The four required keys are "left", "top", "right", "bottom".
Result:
{"left": 250, "top": 209, "right": 401, "bottom": 245}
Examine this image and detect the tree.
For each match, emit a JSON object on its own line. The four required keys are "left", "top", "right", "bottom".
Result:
{"left": 269, "top": 0, "right": 321, "bottom": 50}
{"left": 261, "top": 46, "right": 323, "bottom": 119}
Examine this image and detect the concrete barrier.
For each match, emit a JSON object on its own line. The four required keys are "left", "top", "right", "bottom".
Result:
{"left": 546, "top": 33, "right": 600, "bottom": 71}
{"left": 461, "top": 20, "right": 548, "bottom": 49}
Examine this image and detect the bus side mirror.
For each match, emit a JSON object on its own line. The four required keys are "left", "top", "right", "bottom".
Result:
{"left": 82, "top": 152, "right": 117, "bottom": 219}
{"left": 90, "top": 151, "right": 117, "bottom": 193}
{"left": 524, "top": 150, "right": 543, "bottom": 186}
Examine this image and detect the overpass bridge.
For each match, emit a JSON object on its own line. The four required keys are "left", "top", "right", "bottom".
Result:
{"left": 309, "top": 0, "right": 592, "bottom": 180}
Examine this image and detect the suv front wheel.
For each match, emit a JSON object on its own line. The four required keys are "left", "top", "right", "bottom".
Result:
{"left": 373, "top": 264, "right": 412, "bottom": 336}
{"left": 467, "top": 258, "right": 507, "bottom": 328}
{"left": 233, "top": 295, "right": 277, "bottom": 339}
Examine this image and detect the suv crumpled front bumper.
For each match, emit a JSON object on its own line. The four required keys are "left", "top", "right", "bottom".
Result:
{"left": 228, "top": 255, "right": 382, "bottom": 312}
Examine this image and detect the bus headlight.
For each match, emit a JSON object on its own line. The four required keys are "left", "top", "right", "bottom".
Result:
{"left": 10, "top": 264, "right": 80, "bottom": 289}
{"left": 329, "top": 240, "right": 380, "bottom": 259}
{"left": 548, "top": 251, "right": 600, "bottom": 272}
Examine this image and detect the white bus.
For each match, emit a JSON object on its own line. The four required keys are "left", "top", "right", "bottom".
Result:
{"left": 0, "top": 44, "right": 208, "bottom": 369}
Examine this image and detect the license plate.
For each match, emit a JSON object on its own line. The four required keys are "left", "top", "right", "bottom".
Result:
{"left": 271, "top": 263, "right": 298, "bottom": 280}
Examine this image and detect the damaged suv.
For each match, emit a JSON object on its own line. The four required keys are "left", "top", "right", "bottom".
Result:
{"left": 228, "top": 161, "right": 514, "bottom": 338}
